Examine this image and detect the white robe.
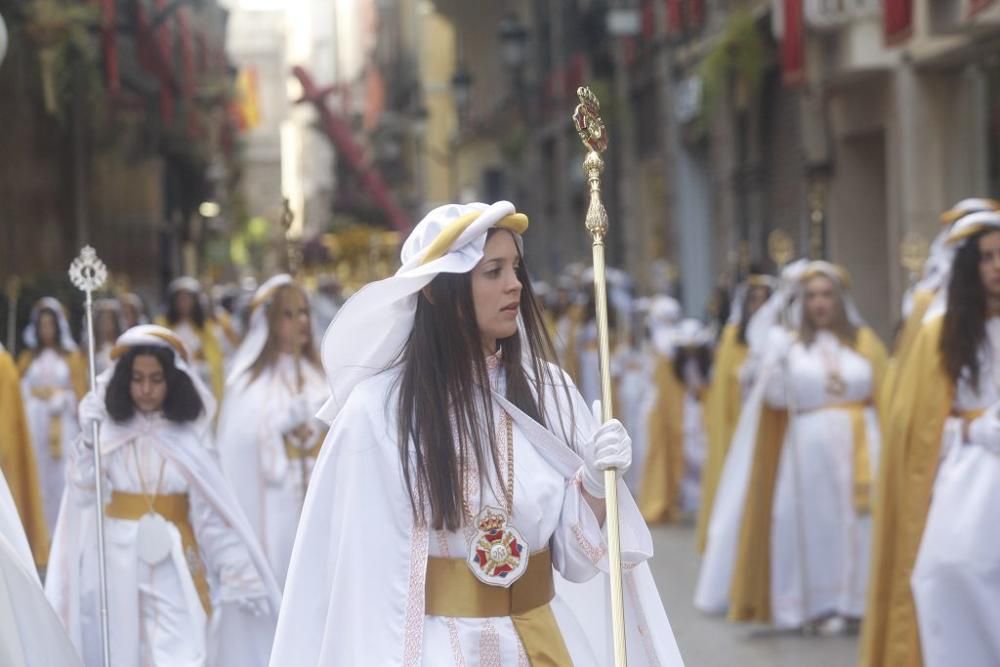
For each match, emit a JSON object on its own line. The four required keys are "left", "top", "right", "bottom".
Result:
{"left": 46, "top": 413, "right": 281, "bottom": 667}
{"left": 0, "top": 468, "right": 81, "bottom": 667}
{"left": 695, "top": 329, "right": 878, "bottom": 622}
{"left": 270, "top": 366, "right": 685, "bottom": 666}
{"left": 616, "top": 346, "right": 656, "bottom": 493}
{"left": 20, "top": 348, "right": 79, "bottom": 532}
{"left": 217, "top": 355, "right": 329, "bottom": 587}
{"left": 763, "top": 332, "right": 878, "bottom": 627}
{"left": 912, "top": 318, "right": 1000, "bottom": 667}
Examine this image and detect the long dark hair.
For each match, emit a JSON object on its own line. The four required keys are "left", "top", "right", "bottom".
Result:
{"left": 105, "top": 346, "right": 204, "bottom": 423}
{"left": 395, "top": 229, "right": 572, "bottom": 531}
{"left": 34, "top": 308, "right": 68, "bottom": 352}
{"left": 673, "top": 345, "right": 712, "bottom": 386}
{"left": 736, "top": 284, "right": 774, "bottom": 345}
{"left": 166, "top": 290, "right": 207, "bottom": 328}
{"left": 942, "top": 230, "right": 990, "bottom": 386}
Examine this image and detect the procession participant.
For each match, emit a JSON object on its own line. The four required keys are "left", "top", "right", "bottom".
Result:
{"left": 119, "top": 292, "right": 149, "bottom": 329}
{"left": 616, "top": 298, "right": 655, "bottom": 494}
{"left": 672, "top": 319, "right": 713, "bottom": 515}
{"left": 728, "top": 262, "right": 886, "bottom": 631}
{"left": 696, "top": 273, "right": 775, "bottom": 553}
{"left": 0, "top": 342, "right": 49, "bottom": 567}
{"left": 217, "top": 274, "right": 328, "bottom": 586}
{"left": 209, "top": 284, "right": 243, "bottom": 366}
{"left": 156, "top": 277, "right": 225, "bottom": 401}
{"left": 863, "top": 211, "right": 1000, "bottom": 667}
{"left": 636, "top": 295, "right": 686, "bottom": 523}
{"left": 86, "top": 298, "right": 124, "bottom": 376}
{"left": 695, "top": 260, "right": 884, "bottom": 632}
{"left": 46, "top": 325, "right": 280, "bottom": 667}
{"left": 270, "top": 201, "right": 685, "bottom": 666}
{"left": 18, "top": 297, "right": 86, "bottom": 535}
{"left": 553, "top": 268, "right": 586, "bottom": 383}
{"left": 0, "top": 467, "right": 82, "bottom": 667}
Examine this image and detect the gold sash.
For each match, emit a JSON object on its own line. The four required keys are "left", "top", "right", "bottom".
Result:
{"left": 283, "top": 435, "right": 323, "bottom": 460}
{"left": 105, "top": 491, "right": 212, "bottom": 614}
{"left": 424, "top": 547, "right": 572, "bottom": 666}
{"left": 30, "top": 386, "right": 63, "bottom": 460}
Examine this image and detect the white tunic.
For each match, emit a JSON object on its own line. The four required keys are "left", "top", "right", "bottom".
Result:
{"left": 48, "top": 412, "right": 280, "bottom": 667}
{"left": 270, "top": 365, "right": 686, "bottom": 666}
{"left": 217, "top": 355, "right": 329, "bottom": 586}
{"left": 20, "top": 349, "right": 79, "bottom": 533}
{"left": 0, "top": 468, "right": 81, "bottom": 667}
{"left": 912, "top": 318, "right": 1000, "bottom": 667}
{"left": 764, "top": 331, "right": 879, "bottom": 627}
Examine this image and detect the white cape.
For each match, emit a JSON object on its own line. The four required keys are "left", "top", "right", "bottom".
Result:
{"left": 0, "top": 469, "right": 82, "bottom": 667}
{"left": 270, "top": 369, "right": 685, "bottom": 666}
{"left": 46, "top": 417, "right": 281, "bottom": 666}
{"left": 693, "top": 359, "right": 774, "bottom": 613}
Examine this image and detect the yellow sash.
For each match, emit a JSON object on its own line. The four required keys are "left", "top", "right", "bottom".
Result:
{"left": 105, "top": 491, "right": 212, "bottom": 614}
{"left": 424, "top": 548, "right": 572, "bottom": 666}
{"left": 802, "top": 401, "right": 873, "bottom": 515}
{"left": 30, "top": 386, "right": 63, "bottom": 460}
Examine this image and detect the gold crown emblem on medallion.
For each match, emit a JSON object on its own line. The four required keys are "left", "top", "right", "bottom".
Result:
{"left": 476, "top": 508, "right": 507, "bottom": 532}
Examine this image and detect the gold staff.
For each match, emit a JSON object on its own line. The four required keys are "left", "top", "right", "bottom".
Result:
{"left": 573, "top": 86, "right": 627, "bottom": 666}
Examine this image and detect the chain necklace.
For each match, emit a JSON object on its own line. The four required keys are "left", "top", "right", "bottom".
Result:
{"left": 463, "top": 411, "right": 529, "bottom": 588}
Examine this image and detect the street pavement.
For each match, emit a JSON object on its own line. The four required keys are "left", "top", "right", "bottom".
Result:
{"left": 648, "top": 522, "right": 859, "bottom": 667}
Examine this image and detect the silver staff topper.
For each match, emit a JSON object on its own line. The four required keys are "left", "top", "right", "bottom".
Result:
{"left": 69, "top": 246, "right": 112, "bottom": 667}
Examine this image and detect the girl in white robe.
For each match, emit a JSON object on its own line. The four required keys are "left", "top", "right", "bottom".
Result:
{"left": 18, "top": 297, "right": 86, "bottom": 534}
{"left": 271, "top": 201, "right": 685, "bottom": 666}
{"left": 907, "top": 211, "right": 1000, "bottom": 667}
{"left": 217, "top": 275, "right": 328, "bottom": 586}
{"left": 46, "top": 325, "right": 280, "bottom": 667}
{"left": 0, "top": 467, "right": 81, "bottom": 667}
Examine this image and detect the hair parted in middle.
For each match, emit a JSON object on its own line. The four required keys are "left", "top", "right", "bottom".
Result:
{"left": 799, "top": 273, "right": 859, "bottom": 347}
{"left": 394, "top": 228, "right": 576, "bottom": 532}
{"left": 246, "top": 283, "right": 322, "bottom": 382}
{"left": 105, "top": 345, "right": 204, "bottom": 423}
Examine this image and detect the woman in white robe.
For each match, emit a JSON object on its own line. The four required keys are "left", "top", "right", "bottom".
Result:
{"left": 46, "top": 325, "right": 280, "bottom": 667}
{"left": 271, "top": 201, "right": 685, "bottom": 666}
{"left": 904, "top": 211, "right": 1000, "bottom": 667}
{"left": 217, "top": 275, "right": 328, "bottom": 586}
{"left": 695, "top": 261, "right": 887, "bottom": 631}
{"left": 0, "top": 467, "right": 82, "bottom": 667}
{"left": 18, "top": 297, "right": 86, "bottom": 534}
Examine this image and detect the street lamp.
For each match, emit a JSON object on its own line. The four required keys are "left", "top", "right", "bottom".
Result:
{"left": 497, "top": 13, "right": 528, "bottom": 70}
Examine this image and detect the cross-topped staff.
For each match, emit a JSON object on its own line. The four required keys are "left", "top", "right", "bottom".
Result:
{"left": 573, "top": 86, "right": 628, "bottom": 666}
{"left": 69, "top": 246, "right": 112, "bottom": 667}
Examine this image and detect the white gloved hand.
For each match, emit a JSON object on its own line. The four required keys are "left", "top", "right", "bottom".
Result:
{"left": 78, "top": 391, "right": 108, "bottom": 447}
{"left": 966, "top": 404, "right": 1000, "bottom": 454}
{"left": 276, "top": 399, "right": 315, "bottom": 435}
{"left": 580, "top": 401, "right": 632, "bottom": 498}
{"left": 236, "top": 594, "right": 271, "bottom": 617}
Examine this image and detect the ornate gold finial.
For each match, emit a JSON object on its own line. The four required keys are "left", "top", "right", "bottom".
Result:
{"left": 573, "top": 87, "right": 609, "bottom": 243}
{"left": 768, "top": 230, "right": 795, "bottom": 269}
{"left": 901, "top": 231, "right": 929, "bottom": 277}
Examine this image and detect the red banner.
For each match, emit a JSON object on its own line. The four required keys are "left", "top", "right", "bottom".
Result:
{"left": 781, "top": 0, "right": 804, "bottom": 86}
{"left": 970, "top": 0, "right": 996, "bottom": 16}
{"left": 884, "top": 0, "right": 913, "bottom": 45}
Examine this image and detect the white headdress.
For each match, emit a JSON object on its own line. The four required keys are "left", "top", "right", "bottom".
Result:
{"left": 226, "top": 273, "right": 296, "bottom": 386}
{"left": 23, "top": 296, "right": 77, "bottom": 351}
{"left": 726, "top": 274, "right": 778, "bottom": 327}
{"left": 316, "top": 201, "right": 529, "bottom": 423}
{"left": 167, "top": 276, "right": 202, "bottom": 295}
{"left": 107, "top": 324, "right": 217, "bottom": 432}
{"left": 797, "top": 260, "right": 866, "bottom": 328}
{"left": 946, "top": 210, "right": 1000, "bottom": 247}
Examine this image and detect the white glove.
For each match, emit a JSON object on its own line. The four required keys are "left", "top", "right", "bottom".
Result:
{"left": 276, "top": 399, "right": 315, "bottom": 435}
{"left": 966, "top": 405, "right": 1000, "bottom": 454}
{"left": 580, "top": 401, "right": 632, "bottom": 498}
{"left": 236, "top": 594, "right": 272, "bottom": 617}
{"left": 78, "top": 391, "right": 108, "bottom": 446}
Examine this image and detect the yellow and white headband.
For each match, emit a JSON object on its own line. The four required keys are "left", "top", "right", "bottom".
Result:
{"left": 940, "top": 198, "right": 1000, "bottom": 226}
{"left": 946, "top": 210, "right": 1000, "bottom": 246}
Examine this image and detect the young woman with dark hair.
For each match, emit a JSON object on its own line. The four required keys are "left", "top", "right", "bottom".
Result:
{"left": 88, "top": 298, "right": 124, "bottom": 376}
{"left": 216, "top": 275, "right": 327, "bottom": 586}
{"left": 270, "top": 202, "right": 684, "bottom": 666}
{"left": 862, "top": 211, "right": 1000, "bottom": 667}
{"left": 17, "top": 297, "right": 87, "bottom": 536}
{"left": 46, "top": 325, "right": 280, "bottom": 667}
{"left": 156, "top": 277, "right": 226, "bottom": 400}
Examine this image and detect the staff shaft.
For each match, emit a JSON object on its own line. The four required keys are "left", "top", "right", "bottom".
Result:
{"left": 84, "top": 290, "right": 112, "bottom": 667}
